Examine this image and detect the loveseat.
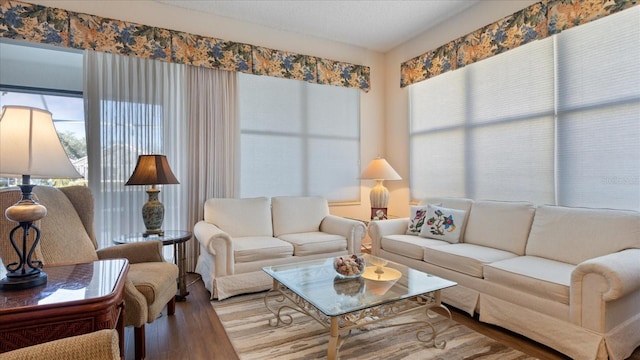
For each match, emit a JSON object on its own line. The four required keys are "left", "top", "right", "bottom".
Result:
{"left": 194, "top": 196, "right": 367, "bottom": 300}
{"left": 368, "top": 197, "right": 640, "bottom": 360}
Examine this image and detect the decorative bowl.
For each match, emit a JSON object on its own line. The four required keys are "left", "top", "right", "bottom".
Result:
{"left": 333, "top": 255, "right": 365, "bottom": 278}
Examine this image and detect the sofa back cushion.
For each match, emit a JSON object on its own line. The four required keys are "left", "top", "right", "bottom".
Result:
{"left": 525, "top": 205, "right": 640, "bottom": 265}
{"left": 418, "top": 197, "right": 473, "bottom": 242}
{"left": 464, "top": 200, "right": 536, "bottom": 255}
{"left": 272, "top": 196, "right": 329, "bottom": 237}
{"left": 203, "top": 197, "right": 273, "bottom": 237}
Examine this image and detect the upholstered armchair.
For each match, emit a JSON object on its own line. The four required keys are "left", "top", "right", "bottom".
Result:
{"left": 0, "top": 186, "right": 178, "bottom": 360}
{"left": 0, "top": 329, "right": 120, "bottom": 360}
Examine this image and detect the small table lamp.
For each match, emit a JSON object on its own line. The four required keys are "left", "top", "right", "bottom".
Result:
{"left": 125, "top": 154, "right": 179, "bottom": 237}
{"left": 0, "top": 106, "right": 82, "bottom": 290}
{"left": 360, "top": 157, "right": 401, "bottom": 219}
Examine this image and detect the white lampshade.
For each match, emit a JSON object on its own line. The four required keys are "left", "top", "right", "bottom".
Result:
{"left": 0, "top": 106, "right": 82, "bottom": 179}
{"left": 360, "top": 157, "right": 401, "bottom": 181}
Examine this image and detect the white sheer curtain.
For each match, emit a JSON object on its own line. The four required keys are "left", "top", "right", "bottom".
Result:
{"left": 84, "top": 50, "right": 189, "bottom": 250}
{"left": 185, "top": 66, "right": 238, "bottom": 270}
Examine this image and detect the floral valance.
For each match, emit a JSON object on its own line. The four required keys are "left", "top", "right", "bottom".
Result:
{"left": 0, "top": 0, "right": 370, "bottom": 92}
{"left": 401, "top": 0, "right": 638, "bottom": 87}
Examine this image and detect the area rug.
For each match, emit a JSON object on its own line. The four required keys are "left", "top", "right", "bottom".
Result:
{"left": 212, "top": 292, "right": 537, "bottom": 360}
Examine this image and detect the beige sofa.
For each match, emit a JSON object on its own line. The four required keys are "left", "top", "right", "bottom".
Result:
{"left": 194, "top": 196, "right": 367, "bottom": 300}
{"left": 369, "top": 197, "right": 640, "bottom": 360}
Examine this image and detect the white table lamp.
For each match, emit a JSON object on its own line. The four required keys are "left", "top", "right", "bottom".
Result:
{"left": 360, "top": 157, "right": 401, "bottom": 218}
{"left": 0, "top": 106, "right": 82, "bottom": 290}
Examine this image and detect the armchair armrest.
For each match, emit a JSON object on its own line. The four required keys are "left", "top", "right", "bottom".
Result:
{"left": 367, "top": 218, "right": 409, "bottom": 254}
{"left": 194, "top": 220, "right": 235, "bottom": 276}
{"left": 320, "top": 215, "right": 367, "bottom": 254}
{"left": 570, "top": 248, "right": 640, "bottom": 331}
{"left": 97, "top": 241, "right": 166, "bottom": 264}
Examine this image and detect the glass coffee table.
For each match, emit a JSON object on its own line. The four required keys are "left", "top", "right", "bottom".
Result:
{"left": 262, "top": 254, "right": 457, "bottom": 360}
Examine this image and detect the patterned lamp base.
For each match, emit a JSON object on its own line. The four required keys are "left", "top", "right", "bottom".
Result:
{"left": 142, "top": 187, "right": 165, "bottom": 237}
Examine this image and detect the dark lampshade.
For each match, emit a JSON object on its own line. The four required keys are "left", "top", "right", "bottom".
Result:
{"left": 125, "top": 154, "right": 179, "bottom": 237}
{"left": 125, "top": 154, "right": 179, "bottom": 186}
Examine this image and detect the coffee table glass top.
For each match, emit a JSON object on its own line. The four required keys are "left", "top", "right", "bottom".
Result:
{"left": 263, "top": 254, "right": 456, "bottom": 317}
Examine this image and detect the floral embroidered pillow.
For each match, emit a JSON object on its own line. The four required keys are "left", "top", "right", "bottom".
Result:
{"left": 406, "top": 206, "right": 429, "bottom": 235}
{"left": 419, "top": 204, "right": 466, "bottom": 243}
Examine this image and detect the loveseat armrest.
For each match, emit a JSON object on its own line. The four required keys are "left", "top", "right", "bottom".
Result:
{"left": 194, "top": 220, "right": 234, "bottom": 276}
{"left": 320, "top": 215, "right": 367, "bottom": 254}
{"left": 368, "top": 218, "right": 410, "bottom": 254}
{"left": 570, "top": 248, "right": 640, "bottom": 331}
{"left": 97, "top": 241, "right": 166, "bottom": 264}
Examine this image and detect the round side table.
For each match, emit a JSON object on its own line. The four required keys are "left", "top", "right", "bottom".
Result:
{"left": 113, "top": 230, "right": 192, "bottom": 301}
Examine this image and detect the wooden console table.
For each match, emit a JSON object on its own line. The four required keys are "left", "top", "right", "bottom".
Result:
{"left": 0, "top": 259, "right": 129, "bottom": 357}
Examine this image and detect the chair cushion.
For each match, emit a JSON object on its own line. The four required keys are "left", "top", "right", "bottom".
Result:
{"left": 128, "top": 262, "right": 179, "bottom": 305}
{"left": 234, "top": 236, "right": 293, "bottom": 263}
{"left": 278, "top": 232, "right": 346, "bottom": 256}
{"left": 272, "top": 196, "right": 329, "bottom": 237}
{"left": 464, "top": 200, "right": 536, "bottom": 255}
{"left": 424, "top": 243, "right": 517, "bottom": 278}
{"left": 484, "top": 256, "right": 573, "bottom": 304}
{"left": 203, "top": 197, "right": 272, "bottom": 237}
{"left": 381, "top": 234, "right": 449, "bottom": 260}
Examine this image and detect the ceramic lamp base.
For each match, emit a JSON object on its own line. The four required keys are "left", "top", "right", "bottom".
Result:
{"left": 142, "top": 187, "right": 165, "bottom": 237}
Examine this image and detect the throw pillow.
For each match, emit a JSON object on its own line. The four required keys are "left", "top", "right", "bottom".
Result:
{"left": 406, "top": 205, "right": 429, "bottom": 235}
{"left": 419, "top": 204, "right": 466, "bottom": 243}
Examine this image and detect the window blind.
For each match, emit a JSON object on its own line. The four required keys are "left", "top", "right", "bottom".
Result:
{"left": 239, "top": 73, "right": 360, "bottom": 201}
{"left": 410, "top": 6, "right": 639, "bottom": 211}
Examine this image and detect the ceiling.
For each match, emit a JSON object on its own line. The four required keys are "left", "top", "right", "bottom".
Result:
{"left": 156, "top": 0, "right": 479, "bottom": 52}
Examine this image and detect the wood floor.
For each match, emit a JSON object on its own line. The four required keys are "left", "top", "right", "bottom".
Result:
{"left": 123, "top": 273, "right": 640, "bottom": 360}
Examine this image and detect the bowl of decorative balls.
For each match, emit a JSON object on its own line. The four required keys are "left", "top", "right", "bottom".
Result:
{"left": 333, "top": 254, "right": 365, "bottom": 279}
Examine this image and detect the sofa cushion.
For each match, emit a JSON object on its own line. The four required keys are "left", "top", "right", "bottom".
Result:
{"left": 484, "top": 256, "right": 574, "bottom": 305}
{"left": 128, "top": 262, "right": 179, "bottom": 304}
{"left": 234, "top": 236, "right": 293, "bottom": 263}
{"left": 382, "top": 234, "right": 449, "bottom": 260}
{"left": 203, "top": 197, "right": 273, "bottom": 237}
{"left": 525, "top": 205, "right": 640, "bottom": 265}
{"left": 272, "top": 196, "right": 330, "bottom": 237}
{"left": 418, "top": 197, "right": 474, "bottom": 242}
{"left": 406, "top": 205, "right": 429, "bottom": 235}
{"left": 419, "top": 204, "right": 467, "bottom": 243}
{"left": 464, "top": 200, "right": 536, "bottom": 255}
{"left": 423, "top": 243, "right": 517, "bottom": 278}
{"left": 278, "top": 232, "right": 346, "bottom": 256}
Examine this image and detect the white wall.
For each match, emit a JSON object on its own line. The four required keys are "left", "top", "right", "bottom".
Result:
{"left": 24, "top": 0, "right": 387, "bottom": 219}
{"left": 383, "top": 0, "right": 537, "bottom": 217}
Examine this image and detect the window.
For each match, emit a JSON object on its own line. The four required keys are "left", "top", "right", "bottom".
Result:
{"left": 239, "top": 73, "right": 361, "bottom": 202}
{"left": 409, "top": 6, "right": 639, "bottom": 211}
{"left": 0, "top": 90, "right": 86, "bottom": 187}
{"left": 0, "top": 42, "right": 85, "bottom": 188}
